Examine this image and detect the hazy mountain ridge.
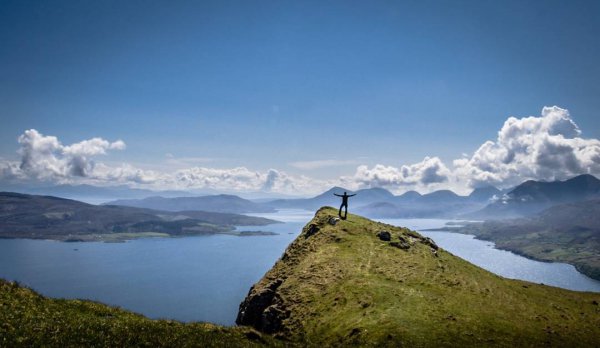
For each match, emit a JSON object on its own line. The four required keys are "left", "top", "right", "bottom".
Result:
{"left": 265, "top": 185, "right": 505, "bottom": 218}
{"left": 105, "top": 195, "right": 275, "bottom": 214}
{"left": 0, "top": 192, "right": 278, "bottom": 241}
{"left": 467, "top": 174, "right": 600, "bottom": 219}
{"left": 236, "top": 207, "right": 600, "bottom": 345}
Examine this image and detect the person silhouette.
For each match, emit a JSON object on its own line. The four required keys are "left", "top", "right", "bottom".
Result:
{"left": 334, "top": 191, "right": 356, "bottom": 220}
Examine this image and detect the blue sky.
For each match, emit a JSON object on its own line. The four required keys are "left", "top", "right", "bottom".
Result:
{"left": 1, "top": 1, "right": 599, "bottom": 195}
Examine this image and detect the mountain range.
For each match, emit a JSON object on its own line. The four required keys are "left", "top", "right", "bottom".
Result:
{"left": 106, "top": 194, "right": 276, "bottom": 214}
{"left": 466, "top": 174, "right": 600, "bottom": 219}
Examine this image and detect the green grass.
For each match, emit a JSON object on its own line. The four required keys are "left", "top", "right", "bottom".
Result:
{"left": 0, "top": 280, "right": 286, "bottom": 348}
{"left": 240, "top": 207, "right": 600, "bottom": 346}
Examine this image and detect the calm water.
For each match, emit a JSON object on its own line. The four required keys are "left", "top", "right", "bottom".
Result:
{"left": 0, "top": 211, "right": 599, "bottom": 327}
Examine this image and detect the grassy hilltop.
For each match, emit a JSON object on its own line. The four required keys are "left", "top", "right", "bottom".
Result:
{"left": 237, "top": 207, "right": 600, "bottom": 346}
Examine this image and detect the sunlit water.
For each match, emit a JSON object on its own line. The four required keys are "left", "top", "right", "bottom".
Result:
{"left": 0, "top": 210, "right": 598, "bottom": 327}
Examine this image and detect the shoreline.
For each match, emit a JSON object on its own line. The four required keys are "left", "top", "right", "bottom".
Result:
{"left": 0, "top": 230, "right": 279, "bottom": 243}
{"left": 423, "top": 227, "right": 600, "bottom": 282}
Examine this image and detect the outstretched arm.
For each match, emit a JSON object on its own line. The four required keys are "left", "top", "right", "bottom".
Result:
{"left": 334, "top": 193, "right": 342, "bottom": 197}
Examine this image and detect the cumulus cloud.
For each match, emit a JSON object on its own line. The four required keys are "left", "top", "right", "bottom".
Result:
{"left": 17, "top": 129, "right": 126, "bottom": 179}
{"left": 343, "top": 106, "right": 599, "bottom": 193}
{"left": 2, "top": 106, "right": 598, "bottom": 196}
{"left": 453, "top": 106, "right": 600, "bottom": 188}
{"left": 349, "top": 156, "right": 451, "bottom": 189}
{"left": 0, "top": 129, "right": 330, "bottom": 195}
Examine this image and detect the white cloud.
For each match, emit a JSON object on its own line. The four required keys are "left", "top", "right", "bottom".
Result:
{"left": 453, "top": 106, "right": 600, "bottom": 188}
{"left": 2, "top": 106, "right": 599, "bottom": 196}
{"left": 342, "top": 106, "right": 600, "bottom": 193}
{"left": 347, "top": 156, "right": 451, "bottom": 190}
{"left": 0, "top": 129, "right": 331, "bottom": 195}
{"left": 16, "top": 129, "right": 126, "bottom": 179}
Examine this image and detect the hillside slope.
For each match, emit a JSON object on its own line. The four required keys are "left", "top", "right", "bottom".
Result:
{"left": 0, "top": 279, "right": 281, "bottom": 347}
{"left": 237, "top": 207, "right": 600, "bottom": 346}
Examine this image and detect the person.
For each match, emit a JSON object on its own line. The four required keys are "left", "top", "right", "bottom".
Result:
{"left": 334, "top": 191, "right": 356, "bottom": 220}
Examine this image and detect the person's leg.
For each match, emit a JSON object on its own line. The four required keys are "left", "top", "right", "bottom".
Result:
{"left": 343, "top": 203, "right": 348, "bottom": 219}
{"left": 339, "top": 203, "right": 343, "bottom": 218}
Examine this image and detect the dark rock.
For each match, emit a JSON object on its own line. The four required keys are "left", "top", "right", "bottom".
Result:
{"left": 376, "top": 231, "right": 391, "bottom": 241}
{"left": 422, "top": 237, "right": 439, "bottom": 250}
{"left": 244, "top": 330, "right": 263, "bottom": 341}
{"left": 236, "top": 279, "right": 284, "bottom": 330}
{"left": 328, "top": 217, "right": 340, "bottom": 225}
{"left": 348, "top": 328, "right": 361, "bottom": 337}
{"left": 390, "top": 241, "right": 410, "bottom": 250}
{"left": 261, "top": 301, "right": 288, "bottom": 333}
{"left": 304, "top": 224, "right": 320, "bottom": 239}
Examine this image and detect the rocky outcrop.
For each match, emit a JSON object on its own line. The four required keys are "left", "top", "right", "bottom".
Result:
{"left": 236, "top": 279, "right": 289, "bottom": 333}
{"left": 376, "top": 230, "right": 391, "bottom": 241}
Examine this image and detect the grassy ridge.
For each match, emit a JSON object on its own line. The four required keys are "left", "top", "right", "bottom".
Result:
{"left": 0, "top": 280, "right": 284, "bottom": 348}
{"left": 238, "top": 207, "right": 600, "bottom": 346}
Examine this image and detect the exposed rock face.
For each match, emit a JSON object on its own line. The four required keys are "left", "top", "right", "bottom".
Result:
{"left": 304, "top": 224, "right": 320, "bottom": 239}
{"left": 236, "top": 280, "right": 289, "bottom": 333}
{"left": 390, "top": 240, "right": 410, "bottom": 249}
{"left": 376, "top": 230, "right": 391, "bottom": 241}
{"left": 422, "top": 237, "right": 439, "bottom": 250}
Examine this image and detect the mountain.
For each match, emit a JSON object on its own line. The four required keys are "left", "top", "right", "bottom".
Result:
{"left": 0, "top": 184, "right": 198, "bottom": 204}
{"left": 0, "top": 192, "right": 278, "bottom": 241}
{"left": 105, "top": 194, "right": 276, "bottom": 214}
{"left": 439, "top": 199, "right": 600, "bottom": 280}
{"left": 236, "top": 207, "right": 600, "bottom": 345}
{"left": 395, "top": 190, "right": 422, "bottom": 202}
{"left": 468, "top": 174, "right": 600, "bottom": 219}
{"left": 265, "top": 187, "right": 396, "bottom": 211}
{"left": 265, "top": 186, "right": 501, "bottom": 218}
{"left": 468, "top": 185, "right": 502, "bottom": 202}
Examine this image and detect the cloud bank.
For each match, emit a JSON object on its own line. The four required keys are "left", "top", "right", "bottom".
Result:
{"left": 1, "top": 106, "right": 598, "bottom": 195}
{"left": 348, "top": 106, "right": 600, "bottom": 193}
{"left": 0, "top": 129, "right": 332, "bottom": 195}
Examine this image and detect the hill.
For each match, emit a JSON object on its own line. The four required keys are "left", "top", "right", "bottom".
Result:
{"left": 468, "top": 174, "right": 600, "bottom": 219}
{"left": 0, "top": 279, "right": 280, "bottom": 347}
{"left": 436, "top": 199, "right": 600, "bottom": 280}
{"left": 237, "top": 207, "right": 600, "bottom": 346}
{"left": 106, "top": 194, "right": 275, "bottom": 214}
{"left": 0, "top": 192, "right": 278, "bottom": 242}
